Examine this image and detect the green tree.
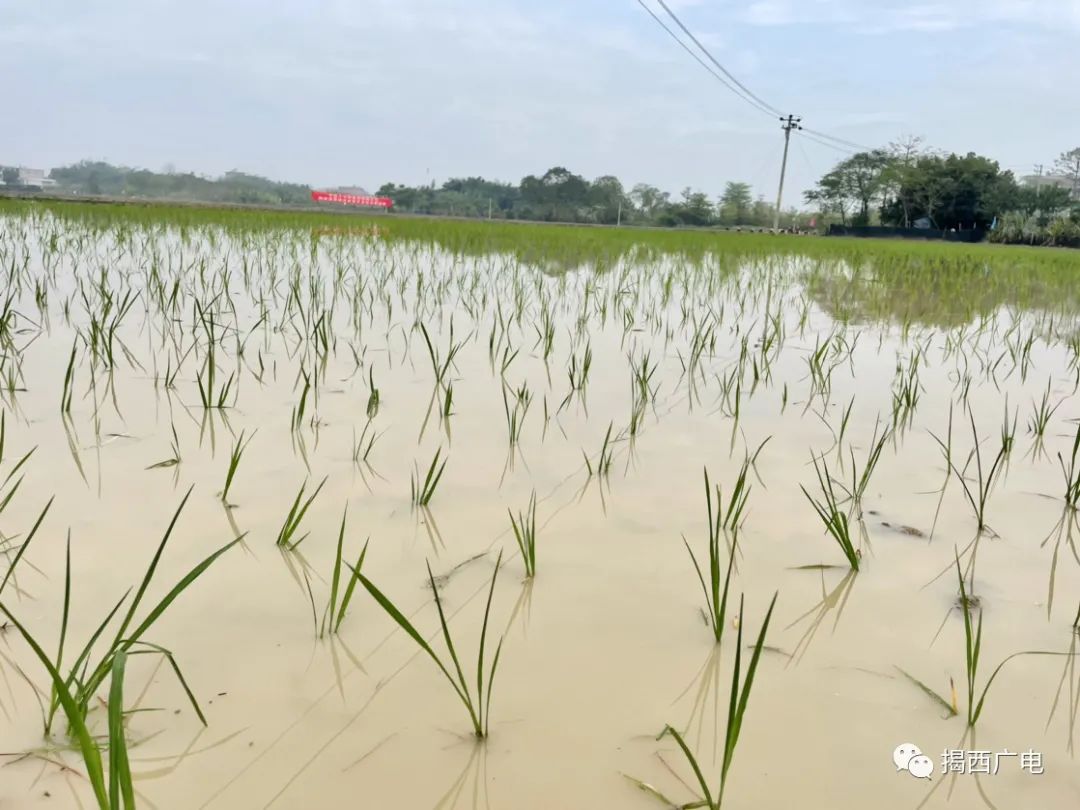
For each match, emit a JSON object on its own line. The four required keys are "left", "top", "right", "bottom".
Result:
{"left": 629, "top": 183, "right": 670, "bottom": 222}
{"left": 804, "top": 172, "right": 850, "bottom": 225}
{"left": 1012, "top": 185, "right": 1072, "bottom": 220}
{"left": 807, "top": 150, "right": 892, "bottom": 226}
{"left": 1, "top": 167, "right": 19, "bottom": 186}
{"left": 1055, "top": 147, "right": 1080, "bottom": 198}
{"left": 587, "top": 175, "right": 628, "bottom": 224}
{"left": 879, "top": 152, "right": 1019, "bottom": 230}
{"left": 661, "top": 187, "right": 715, "bottom": 226}
{"left": 881, "top": 136, "right": 926, "bottom": 227}
{"left": 719, "top": 182, "right": 753, "bottom": 225}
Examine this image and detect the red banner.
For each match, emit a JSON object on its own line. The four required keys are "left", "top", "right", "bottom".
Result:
{"left": 311, "top": 191, "right": 393, "bottom": 209}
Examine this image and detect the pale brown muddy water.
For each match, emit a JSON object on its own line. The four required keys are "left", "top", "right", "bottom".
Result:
{"left": 1, "top": 205, "right": 1080, "bottom": 809}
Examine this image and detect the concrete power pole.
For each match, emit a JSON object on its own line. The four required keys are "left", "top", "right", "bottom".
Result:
{"left": 1034, "top": 164, "right": 1044, "bottom": 199}
{"left": 773, "top": 115, "right": 802, "bottom": 232}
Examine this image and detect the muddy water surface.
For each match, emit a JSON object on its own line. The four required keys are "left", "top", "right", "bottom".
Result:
{"left": 1, "top": 209, "right": 1080, "bottom": 809}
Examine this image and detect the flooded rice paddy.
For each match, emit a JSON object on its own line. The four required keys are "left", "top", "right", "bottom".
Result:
{"left": 1, "top": 201, "right": 1080, "bottom": 808}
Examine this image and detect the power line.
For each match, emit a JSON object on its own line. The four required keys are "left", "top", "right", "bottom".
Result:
{"left": 634, "top": 0, "right": 777, "bottom": 118}
{"left": 653, "top": 0, "right": 785, "bottom": 117}
{"left": 801, "top": 127, "right": 874, "bottom": 152}
{"left": 636, "top": 1, "right": 885, "bottom": 156}
{"left": 800, "top": 130, "right": 859, "bottom": 155}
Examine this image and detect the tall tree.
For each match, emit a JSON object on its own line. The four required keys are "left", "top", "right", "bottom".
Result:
{"left": 1056, "top": 147, "right": 1080, "bottom": 197}
{"left": 719, "top": 182, "right": 753, "bottom": 225}
{"left": 629, "top": 183, "right": 670, "bottom": 220}
{"left": 879, "top": 152, "right": 1019, "bottom": 230}
{"left": 664, "top": 187, "right": 715, "bottom": 226}
{"left": 588, "top": 175, "right": 628, "bottom": 224}
{"left": 805, "top": 150, "right": 891, "bottom": 226}
{"left": 804, "top": 172, "right": 850, "bottom": 225}
{"left": 1, "top": 167, "right": 19, "bottom": 186}
{"left": 882, "top": 136, "right": 926, "bottom": 227}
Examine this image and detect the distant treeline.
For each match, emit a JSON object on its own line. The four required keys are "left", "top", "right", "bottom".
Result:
{"left": 806, "top": 139, "right": 1080, "bottom": 247}
{"left": 375, "top": 169, "right": 802, "bottom": 228}
{"left": 44, "top": 162, "right": 313, "bottom": 206}
{"left": 30, "top": 161, "right": 802, "bottom": 229}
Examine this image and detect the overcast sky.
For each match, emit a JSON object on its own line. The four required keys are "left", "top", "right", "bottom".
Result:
{"left": 3, "top": 0, "right": 1078, "bottom": 203}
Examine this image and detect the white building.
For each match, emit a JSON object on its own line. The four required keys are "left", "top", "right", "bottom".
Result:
{"left": 4, "top": 167, "right": 57, "bottom": 188}
{"left": 1021, "top": 173, "right": 1076, "bottom": 198}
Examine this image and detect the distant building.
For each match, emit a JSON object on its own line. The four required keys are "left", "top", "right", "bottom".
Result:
{"left": 1021, "top": 173, "right": 1076, "bottom": 198}
{"left": 328, "top": 186, "right": 370, "bottom": 196}
{"left": 4, "top": 167, "right": 57, "bottom": 188}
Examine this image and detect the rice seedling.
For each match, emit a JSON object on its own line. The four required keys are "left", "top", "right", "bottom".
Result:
{"left": 630, "top": 349, "right": 659, "bottom": 403}
{"left": 509, "top": 493, "right": 537, "bottom": 578}
{"left": 0, "top": 607, "right": 135, "bottom": 810}
{"left": 441, "top": 381, "right": 455, "bottom": 420}
{"left": 60, "top": 340, "right": 77, "bottom": 413}
{"left": 502, "top": 384, "right": 530, "bottom": 446}
{"left": 275, "top": 476, "right": 327, "bottom": 548}
{"left": 952, "top": 412, "right": 1009, "bottom": 533}
{"left": 419, "top": 320, "right": 466, "bottom": 387}
{"left": 631, "top": 592, "right": 777, "bottom": 809}
{"left": 9, "top": 490, "right": 243, "bottom": 736}
{"left": 834, "top": 395, "right": 855, "bottom": 454}
{"left": 1028, "top": 379, "right": 1061, "bottom": 438}
{"left": 1000, "top": 396, "right": 1017, "bottom": 457}
{"left": 1059, "top": 421, "right": 1080, "bottom": 511}
{"left": 890, "top": 360, "right": 921, "bottom": 428}
{"left": 583, "top": 423, "right": 615, "bottom": 478}
{"left": 320, "top": 505, "right": 370, "bottom": 638}
{"left": 411, "top": 448, "right": 447, "bottom": 507}
{"left": 10, "top": 197, "right": 1080, "bottom": 805}
{"left": 195, "top": 338, "right": 234, "bottom": 410}
{"left": 802, "top": 456, "right": 860, "bottom": 571}
{"left": 221, "top": 429, "right": 254, "bottom": 503}
{"left": 843, "top": 424, "right": 891, "bottom": 515}
{"left": 894, "top": 666, "right": 958, "bottom": 718}
{"left": 0, "top": 497, "right": 54, "bottom": 595}
{"left": 291, "top": 368, "right": 312, "bottom": 433}
{"left": 567, "top": 341, "right": 593, "bottom": 391}
{"left": 366, "top": 366, "right": 380, "bottom": 418}
{"left": 683, "top": 464, "right": 750, "bottom": 643}
{"left": 952, "top": 555, "right": 1077, "bottom": 727}
{"left": 806, "top": 334, "right": 834, "bottom": 400}
{"left": 352, "top": 551, "right": 506, "bottom": 738}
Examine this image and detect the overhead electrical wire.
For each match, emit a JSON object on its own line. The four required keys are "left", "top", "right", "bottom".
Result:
{"left": 801, "top": 131, "right": 859, "bottom": 155}
{"left": 633, "top": 0, "right": 777, "bottom": 119}
{"left": 653, "top": 0, "right": 785, "bottom": 118}
{"left": 801, "top": 127, "right": 875, "bottom": 152}
{"left": 636, "top": 0, "right": 884, "bottom": 154}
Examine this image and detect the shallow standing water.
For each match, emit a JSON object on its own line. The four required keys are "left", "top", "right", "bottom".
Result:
{"left": 1, "top": 204, "right": 1080, "bottom": 808}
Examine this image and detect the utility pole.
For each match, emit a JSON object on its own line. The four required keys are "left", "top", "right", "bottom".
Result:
{"left": 488, "top": 199, "right": 493, "bottom": 220}
{"left": 1034, "top": 164, "right": 1044, "bottom": 199}
{"left": 617, "top": 200, "right": 623, "bottom": 227}
{"left": 773, "top": 114, "right": 802, "bottom": 232}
